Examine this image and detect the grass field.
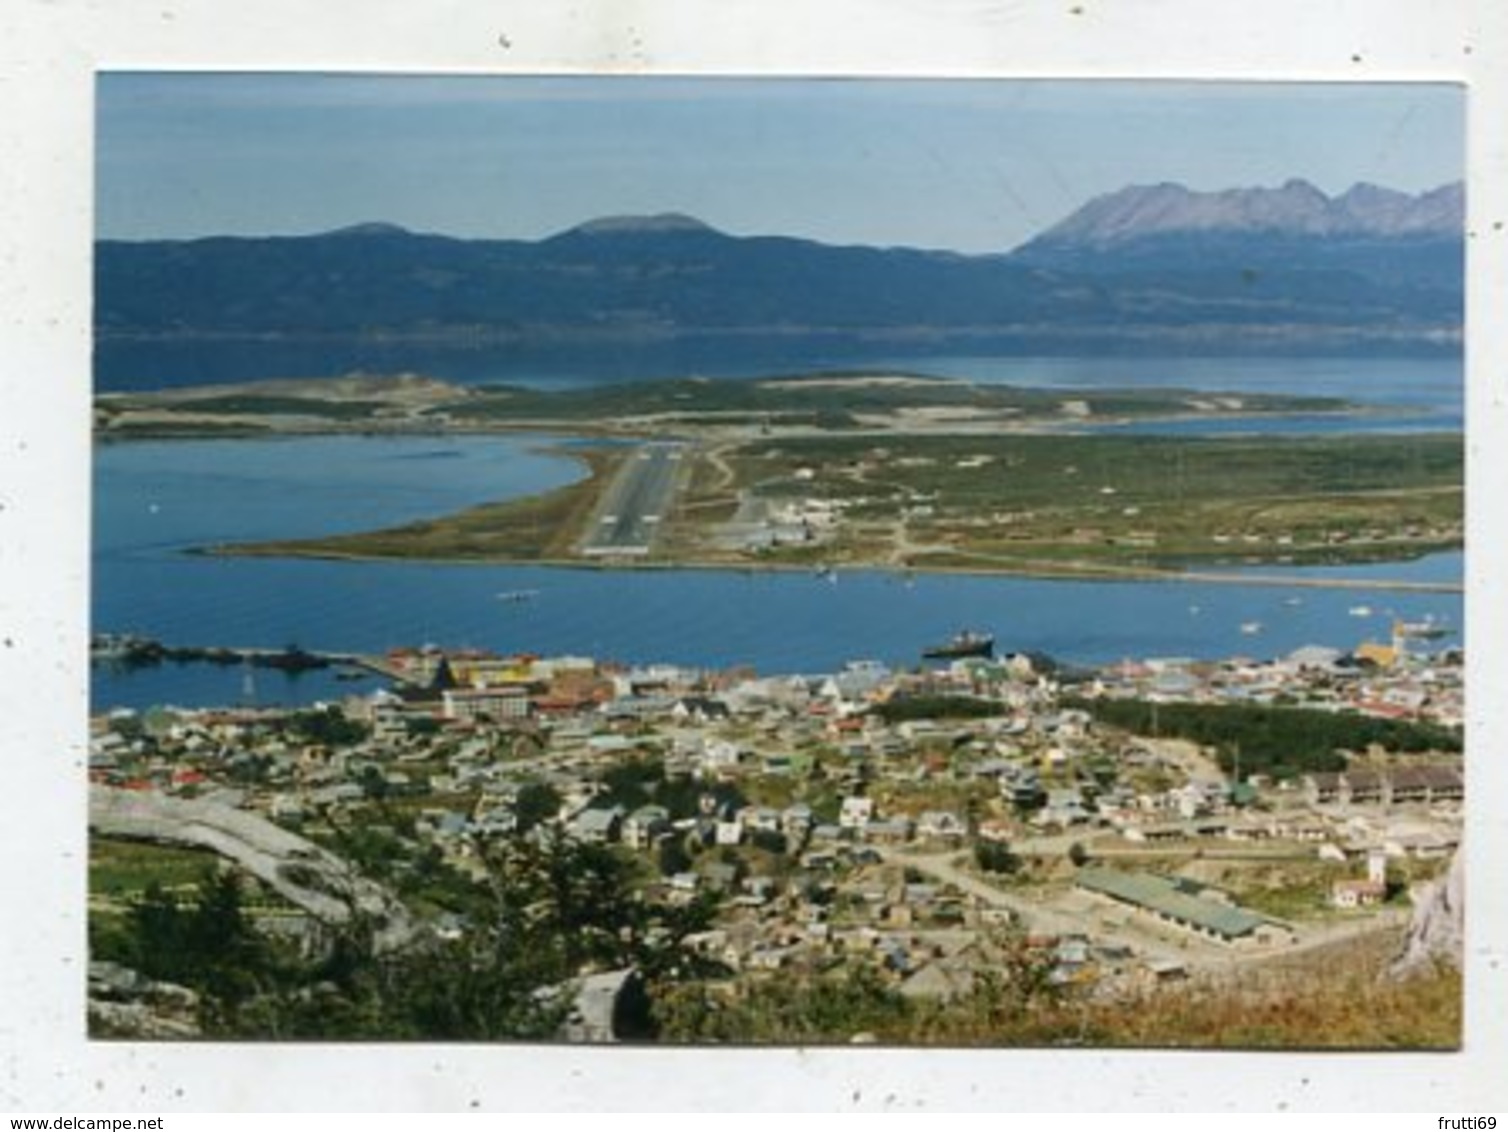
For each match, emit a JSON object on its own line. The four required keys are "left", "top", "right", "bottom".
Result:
{"left": 699, "top": 431, "right": 1462, "bottom": 571}
{"left": 216, "top": 446, "right": 624, "bottom": 562}
{"left": 210, "top": 430, "right": 1461, "bottom": 575}
{"left": 98, "top": 371, "right": 1351, "bottom": 439}
{"left": 655, "top": 924, "right": 1460, "bottom": 1048}
{"left": 90, "top": 836, "right": 220, "bottom": 899}
{"left": 160, "top": 368, "right": 1458, "bottom": 577}
{"left": 445, "top": 373, "right": 1344, "bottom": 429}
{"left": 162, "top": 394, "right": 390, "bottom": 418}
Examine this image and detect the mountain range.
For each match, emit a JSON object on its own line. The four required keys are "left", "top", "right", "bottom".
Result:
{"left": 1010, "top": 180, "right": 1463, "bottom": 292}
{"left": 1020, "top": 179, "right": 1462, "bottom": 247}
{"left": 94, "top": 180, "right": 1463, "bottom": 376}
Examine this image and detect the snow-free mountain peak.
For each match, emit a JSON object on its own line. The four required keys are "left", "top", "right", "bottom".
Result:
{"left": 1020, "top": 179, "right": 1464, "bottom": 251}
{"left": 318, "top": 221, "right": 414, "bottom": 239}
{"left": 557, "top": 212, "right": 723, "bottom": 239}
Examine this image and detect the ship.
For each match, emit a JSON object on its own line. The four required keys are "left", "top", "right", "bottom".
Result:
{"left": 922, "top": 630, "right": 995, "bottom": 660}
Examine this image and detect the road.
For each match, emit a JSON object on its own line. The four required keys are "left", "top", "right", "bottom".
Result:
{"left": 580, "top": 442, "right": 684, "bottom": 556}
{"left": 873, "top": 845, "right": 1190, "bottom": 968}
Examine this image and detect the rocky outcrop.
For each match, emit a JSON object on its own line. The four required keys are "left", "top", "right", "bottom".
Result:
{"left": 87, "top": 961, "right": 201, "bottom": 1039}
{"left": 90, "top": 785, "right": 413, "bottom": 952}
{"left": 1391, "top": 848, "right": 1464, "bottom": 977}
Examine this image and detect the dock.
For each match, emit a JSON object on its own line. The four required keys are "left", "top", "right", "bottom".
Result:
{"left": 90, "top": 636, "right": 421, "bottom": 686}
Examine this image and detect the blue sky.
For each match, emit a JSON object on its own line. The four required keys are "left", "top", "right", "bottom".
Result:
{"left": 95, "top": 74, "right": 1464, "bottom": 252}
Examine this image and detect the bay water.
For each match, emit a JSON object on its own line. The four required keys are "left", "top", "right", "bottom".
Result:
{"left": 91, "top": 359, "right": 1464, "bottom": 712}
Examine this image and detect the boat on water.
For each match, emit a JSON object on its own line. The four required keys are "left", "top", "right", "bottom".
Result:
{"left": 922, "top": 630, "right": 995, "bottom": 660}
{"left": 1349, "top": 605, "right": 1374, "bottom": 617}
{"left": 495, "top": 589, "right": 540, "bottom": 603}
{"left": 1240, "top": 621, "right": 1263, "bottom": 635}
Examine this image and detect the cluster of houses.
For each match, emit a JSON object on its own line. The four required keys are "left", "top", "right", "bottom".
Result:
{"left": 1091, "top": 640, "right": 1463, "bottom": 729}
{"left": 89, "top": 636, "right": 1464, "bottom": 991}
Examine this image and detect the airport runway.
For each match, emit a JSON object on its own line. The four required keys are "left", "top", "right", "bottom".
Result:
{"left": 580, "top": 442, "right": 684, "bottom": 555}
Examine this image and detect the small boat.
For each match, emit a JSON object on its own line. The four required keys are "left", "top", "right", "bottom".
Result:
{"left": 923, "top": 631, "right": 995, "bottom": 660}
{"left": 1349, "top": 605, "right": 1373, "bottom": 618}
{"left": 1239, "top": 621, "right": 1263, "bottom": 635}
{"left": 496, "top": 589, "right": 540, "bottom": 603}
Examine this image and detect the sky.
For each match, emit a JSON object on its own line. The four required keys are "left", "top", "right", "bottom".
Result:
{"left": 95, "top": 74, "right": 1465, "bottom": 253}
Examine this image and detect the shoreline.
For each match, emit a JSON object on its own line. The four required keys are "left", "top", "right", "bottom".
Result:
{"left": 103, "top": 383, "right": 1463, "bottom": 596}
{"left": 197, "top": 542, "right": 1464, "bottom": 594}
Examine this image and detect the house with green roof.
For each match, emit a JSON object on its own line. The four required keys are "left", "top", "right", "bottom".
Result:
{"left": 1076, "top": 867, "right": 1292, "bottom": 948}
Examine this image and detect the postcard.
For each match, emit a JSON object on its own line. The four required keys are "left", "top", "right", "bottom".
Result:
{"left": 87, "top": 72, "right": 1465, "bottom": 1051}
{"left": 5, "top": 0, "right": 1503, "bottom": 1114}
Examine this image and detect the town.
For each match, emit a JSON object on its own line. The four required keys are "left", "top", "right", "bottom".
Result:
{"left": 87, "top": 625, "right": 1464, "bottom": 1045}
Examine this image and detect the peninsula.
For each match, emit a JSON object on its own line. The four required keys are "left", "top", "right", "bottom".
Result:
{"left": 98, "top": 372, "right": 1463, "bottom": 582}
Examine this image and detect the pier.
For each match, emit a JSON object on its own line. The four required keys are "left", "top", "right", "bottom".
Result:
{"left": 89, "top": 636, "right": 420, "bottom": 686}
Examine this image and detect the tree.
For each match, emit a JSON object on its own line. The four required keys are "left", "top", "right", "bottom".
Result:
{"left": 1068, "top": 841, "right": 1090, "bottom": 869}
{"left": 956, "top": 924, "right": 1066, "bottom": 1033}
{"left": 974, "top": 840, "right": 1022, "bottom": 875}
{"left": 513, "top": 781, "right": 563, "bottom": 834}
{"left": 109, "top": 714, "right": 146, "bottom": 743}
{"left": 188, "top": 870, "right": 271, "bottom": 1015}
{"left": 124, "top": 881, "right": 186, "bottom": 980}
{"left": 287, "top": 705, "right": 368, "bottom": 747}
{"left": 656, "top": 834, "right": 693, "bottom": 877}
{"left": 748, "top": 828, "right": 788, "bottom": 856}
{"left": 405, "top": 716, "right": 441, "bottom": 738}
{"left": 119, "top": 869, "right": 277, "bottom": 1027}
{"left": 358, "top": 764, "right": 389, "bottom": 801}
{"left": 108, "top": 832, "right": 720, "bottom": 1041}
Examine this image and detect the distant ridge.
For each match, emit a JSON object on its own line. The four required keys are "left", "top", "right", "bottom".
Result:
{"left": 94, "top": 179, "right": 1463, "bottom": 375}
{"left": 556, "top": 212, "right": 722, "bottom": 238}
{"left": 318, "top": 221, "right": 414, "bottom": 239}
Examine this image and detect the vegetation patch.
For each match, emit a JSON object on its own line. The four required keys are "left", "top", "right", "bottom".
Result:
{"left": 90, "top": 837, "right": 221, "bottom": 900}
{"left": 164, "top": 395, "right": 389, "bottom": 418}
{"left": 1066, "top": 697, "right": 1462, "bottom": 779}
{"left": 872, "top": 694, "right": 1005, "bottom": 723}
{"left": 214, "top": 447, "right": 620, "bottom": 561}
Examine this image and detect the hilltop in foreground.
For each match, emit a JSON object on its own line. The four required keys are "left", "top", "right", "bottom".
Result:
{"left": 88, "top": 637, "right": 1463, "bottom": 1045}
